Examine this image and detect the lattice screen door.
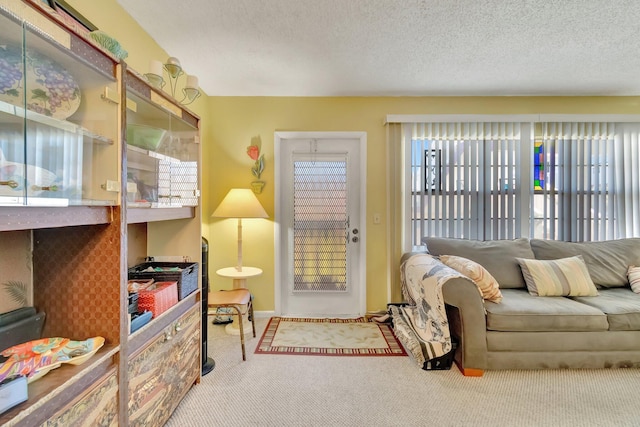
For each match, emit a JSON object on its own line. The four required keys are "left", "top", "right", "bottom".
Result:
{"left": 277, "top": 133, "right": 364, "bottom": 317}
{"left": 293, "top": 159, "right": 348, "bottom": 292}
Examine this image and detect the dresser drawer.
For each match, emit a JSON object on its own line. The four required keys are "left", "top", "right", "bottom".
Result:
{"left": 44, "top": 369, "right": 118, "bottom": 427}
{"left": 127, "top": 304, "right": 200, "bottom": 427}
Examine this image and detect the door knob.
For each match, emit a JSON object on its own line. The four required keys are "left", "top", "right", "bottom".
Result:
{"left": 352, "top": 236, "right": 359, "bottom": 243}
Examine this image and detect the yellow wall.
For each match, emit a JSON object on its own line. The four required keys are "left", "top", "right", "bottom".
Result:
{"left": 67, "top": 1, "right": 640, "bottom": 313}
{"left": 206, "top": 96, "right": 640, "bottom": 312}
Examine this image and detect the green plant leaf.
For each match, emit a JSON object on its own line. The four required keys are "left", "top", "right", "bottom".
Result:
{"left": 257, "top": 155, "right": 264, "bottom": 175}
{"left": 3, "top": 280, "right": 28, "bottom": 307}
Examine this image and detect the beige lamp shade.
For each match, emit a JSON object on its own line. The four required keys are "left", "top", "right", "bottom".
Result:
{"left": 212, "top": 189, "right": 268, "bottom": 219}
{"left": 212, "top": 188, "right": 267, "bottom": 272}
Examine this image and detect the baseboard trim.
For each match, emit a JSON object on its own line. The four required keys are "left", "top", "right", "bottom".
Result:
{"left": 254, "top": 310, "right": 275, "bottom": 318}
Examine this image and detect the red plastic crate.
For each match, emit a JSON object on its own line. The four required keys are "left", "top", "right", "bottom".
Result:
{"left": 137, "top": 281, "right": 178, "bottom": 318}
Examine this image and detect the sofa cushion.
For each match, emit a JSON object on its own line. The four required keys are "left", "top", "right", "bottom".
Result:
{"left": 440, "top": 255, "right": 503, "bottom": 303}
{"left": 516, "top": 255, "right": 599, "bottom": 297}
{"left": 487, "top": 330, "right": 640, "bottom": 352}
{"left": 570, "top": 288, "right": 640, "bottom": 331}
{"left": 485, "top": 289, "right": 608, "bottom": 332}
{"left": 529, "top": 238, "right": 640, "bottom": 288}
{"left": 422, "top": 237, "right": 534, "bottom": 289}
{"left": 629, "top": 266, "right": 640, "bottom": 293}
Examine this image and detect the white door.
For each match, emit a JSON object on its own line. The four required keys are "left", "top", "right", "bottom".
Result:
{"left": 275, "top": 132, "right": 366, "bottom": 317}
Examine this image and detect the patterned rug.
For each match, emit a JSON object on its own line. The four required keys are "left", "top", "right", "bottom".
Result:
{"left": 255, "top": 317, "right": 407, "bottom": 356}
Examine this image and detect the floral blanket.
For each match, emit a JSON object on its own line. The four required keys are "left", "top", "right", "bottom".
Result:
{"left": 391, "top": 253, "right": 466, "bottom": 368}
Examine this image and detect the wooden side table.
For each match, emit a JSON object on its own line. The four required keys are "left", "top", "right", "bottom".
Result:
{"left": 215, "top": 266, "right": 262, "bottom": 335}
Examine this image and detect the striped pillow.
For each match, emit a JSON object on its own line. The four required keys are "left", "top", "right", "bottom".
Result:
{"left": 440, "top": 255, "right": 503, "bottom": 303}
{"left": 516, "top": 255, "right": 599, "bottom": 297}
{"left": 629, "top": 266, "right": 640, "bottom": 293}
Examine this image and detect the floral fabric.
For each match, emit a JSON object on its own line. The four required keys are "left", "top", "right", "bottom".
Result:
{"left": 392, "top": 253, "right": 466, "bottom": 366}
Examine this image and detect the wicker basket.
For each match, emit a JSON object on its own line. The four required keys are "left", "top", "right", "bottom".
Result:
{"left": 128, "top": 262, "right": 198, "bottom": 300}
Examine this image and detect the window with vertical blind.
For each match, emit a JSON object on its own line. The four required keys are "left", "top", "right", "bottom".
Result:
{"left": 403, "top": 119, "right": 640, "bottom": 249}
{"left": 408, "top": 122, "right": 528, "bottom": 248}
{"left": 533, "top": 122, "right": 640, "bottom": 241}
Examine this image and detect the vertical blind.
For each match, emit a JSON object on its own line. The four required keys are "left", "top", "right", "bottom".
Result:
{"left": 615, "top": 124, "right": 640, "bottom": 237}
{"left": 534, "top": 122, "right": 640, "bottom": 240}
{"left": 404, "top": 120, "right": 640, "bottom": 248}
{"left": 407, "top": 122, "right": 525, "bottom": 248}
{"left": 534, "top": 122, "right": 615, "bottom": 241}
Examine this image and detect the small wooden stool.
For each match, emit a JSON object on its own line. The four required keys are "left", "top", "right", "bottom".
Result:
{"left": 208, "top": 289, "right": 256, "bottom": 360}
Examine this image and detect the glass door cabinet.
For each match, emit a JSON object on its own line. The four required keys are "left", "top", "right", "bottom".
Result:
{"left": 125, "top": 69, "right": 199, "bottom": 219}
{"left": 0, "top": 7, "right": 119, "bottom": 208}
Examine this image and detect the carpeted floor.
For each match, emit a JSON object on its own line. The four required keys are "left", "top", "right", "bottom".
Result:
{"left": 166, "top": 316, "right": 640, "bottom": 427}
{"left": 255, "top": 317, "right": 406, "bottom": 356}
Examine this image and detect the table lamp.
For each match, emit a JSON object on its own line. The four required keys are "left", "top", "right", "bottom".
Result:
{"left": 212, "top": 188, "right": 268, "bottom": 272}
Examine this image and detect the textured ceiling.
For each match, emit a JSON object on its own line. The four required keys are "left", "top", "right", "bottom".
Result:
{"left": 116, "top": 0, "right": 640, "bottom": 97}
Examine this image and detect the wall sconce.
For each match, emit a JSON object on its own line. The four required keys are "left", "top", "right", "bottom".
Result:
{"left": 144, "top": 57, "right": 201, "bottom": 106}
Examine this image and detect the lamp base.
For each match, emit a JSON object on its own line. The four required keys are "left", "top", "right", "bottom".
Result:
{"left": 202, "top": 357, "right": 215, "bottom": 376}
{"left": 225, "top": 316, "right": 253, "bottom": 336}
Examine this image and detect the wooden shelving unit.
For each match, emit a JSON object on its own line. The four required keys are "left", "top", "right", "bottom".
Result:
{"left": 0, "top": 2, "right": 202, "bottom": 425}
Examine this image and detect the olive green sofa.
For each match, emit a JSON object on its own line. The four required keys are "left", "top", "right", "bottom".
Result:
{"left": 409, "top": 237, "right": 640, "bottom": 376}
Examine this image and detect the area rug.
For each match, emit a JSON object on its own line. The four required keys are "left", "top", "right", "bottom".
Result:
{"left": 255, "top": 317, "right": 407, "bottom": 356}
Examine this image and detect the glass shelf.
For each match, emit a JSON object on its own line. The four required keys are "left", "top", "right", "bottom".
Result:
{"left": 0, "top": 100, "right": 114, "bottom": 144}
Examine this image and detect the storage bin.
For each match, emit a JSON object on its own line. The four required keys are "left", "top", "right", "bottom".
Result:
{"left": 130, "top": 311, "right": 152, "bottom": 333}
{"left": 137, "top": 281, "right": 178, "bottom": 318}
{"left": 128, "top": 262, "right": 198, "bottom": 300}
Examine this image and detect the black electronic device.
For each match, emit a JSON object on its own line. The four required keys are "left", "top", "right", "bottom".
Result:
{"left": 201, "top": 237, "right": 215, "bottom": 375}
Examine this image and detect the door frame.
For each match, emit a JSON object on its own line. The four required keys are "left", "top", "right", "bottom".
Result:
{"left": 274, "top": 131, "right": 367, "bottom": 317}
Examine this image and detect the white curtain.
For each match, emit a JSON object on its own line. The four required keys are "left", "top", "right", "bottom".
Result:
{"left": 28, "top": 123, "right": 83, "bottom": 201}
{"left": 405, "top": 122, "right": 527, "bottom": 249}
{"left": 0, "top": 123, "right": 83, "bottom": 202}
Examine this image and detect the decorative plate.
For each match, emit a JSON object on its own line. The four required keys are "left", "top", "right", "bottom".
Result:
{"left": 0, "top": 337, "right": 105, "bottom": 384}
{"left": 53, "top": 336, "right": 105, "bottom": 365}
{"left": 1, "top": 337, "right": 69, "bottom": 361}
{"left": 126, "top": 124, "right": 167, "bottom": 151}
{"left": 0, "top": 353, "right": 60, "bottom": 384}
{"left": 28, "top": 362, "right": 62, "bottom": 384}
{"left": 0, "top": 43, "right": 81, "bottom": 120}
{"left": 0, "top": 148, "right": 58, "bottom": 197}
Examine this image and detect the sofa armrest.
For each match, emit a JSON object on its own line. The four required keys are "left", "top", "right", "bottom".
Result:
{"left": 400, "top": 251, "right": 427, "bottom": 264}
{"left": 442, "top": 277, "right": 488, "bottom": 373}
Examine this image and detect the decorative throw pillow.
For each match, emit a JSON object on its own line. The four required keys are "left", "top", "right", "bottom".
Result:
{"left": 440, "top": 255, "right": 503, "bottom": 303}
{"left": 516, "top": 255, "right": 599, "bottom": 297}
{"left": 629, "top": 266, "right": 640, "bottom": 293}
